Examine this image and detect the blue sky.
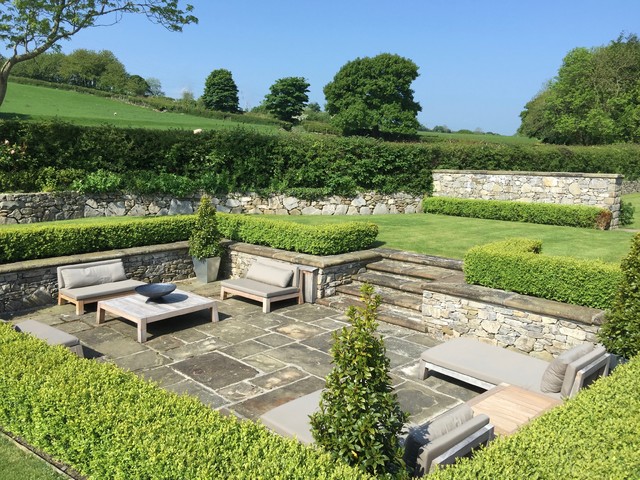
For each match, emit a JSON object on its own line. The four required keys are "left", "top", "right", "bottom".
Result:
{"left": 52, "top": 1, "right": 640, "bottom": 134}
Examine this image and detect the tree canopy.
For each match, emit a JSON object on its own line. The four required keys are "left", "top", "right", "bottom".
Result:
{"left": 202, "top": 68, "right": 239, "bottom": 112}
{"left": 519, "top": 34, "right": 640, "bottom": 145}
{"left": 263, "top": 76, "right": 309, "bottom": 123}
{"left": 324, "top": 53, "right": 422, "bottom": 139}
{"left": 0, "top": 0, "right": 197, "bottom": 106}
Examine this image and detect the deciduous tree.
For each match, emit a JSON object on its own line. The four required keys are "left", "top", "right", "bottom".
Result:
{"left": 263, "top": 76, "right": 309, "bottom": 123}
{"left": 0, "top": 0, "right": 197, "bottom": 107}
{"left": 202, "top": 68, "right": 239, "bottom": 112}
{"left": 324, "top": 53, "right": 422, "bottom": 139}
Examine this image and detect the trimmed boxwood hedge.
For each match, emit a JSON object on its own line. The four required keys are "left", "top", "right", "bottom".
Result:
{"left": 463, "top": 238, "right": 621, "bottom": 309}
{"left": 429, "top": 354, "right": 640, "bottom": 479}
{"left": 0, "top": 214, "right": 379, "bottom": 263}
{"left": 0, "top": 323, "right": 372, "bottom": 479}
{"left": 423, "top": 196, "right": 612, "bottom": 229}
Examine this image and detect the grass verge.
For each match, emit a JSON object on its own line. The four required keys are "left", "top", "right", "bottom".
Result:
{"left": 0, "top": 433, "right": 66, "bottom": 480}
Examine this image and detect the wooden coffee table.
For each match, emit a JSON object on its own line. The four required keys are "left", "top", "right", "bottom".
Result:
{"left": 466, "top": 384, "right": 562, "bottom": 436}
{"left": 96, "top": 289, "right": 218, "bottom": 343}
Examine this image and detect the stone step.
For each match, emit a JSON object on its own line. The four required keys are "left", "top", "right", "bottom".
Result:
{"left": 336, "top": 282, "right": 423, "bottom": 312}
{"left": 373, "top": 248, "right": 464, "bottom": 271}
{"left": 365, "top": 259, "right": 465, "bottom": 284}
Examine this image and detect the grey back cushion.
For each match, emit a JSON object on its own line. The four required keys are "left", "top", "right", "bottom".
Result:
{"left": 540, "top": 343, "right": 593, "bottom": 393}
{"left": 561, "top": 345, "right": 607, "bottom": 397}
{"left": 246, "top": 262, "right": 293, "bottom": 288}
{"left": 60, "top": 262, "right": 127, "bottom": 289}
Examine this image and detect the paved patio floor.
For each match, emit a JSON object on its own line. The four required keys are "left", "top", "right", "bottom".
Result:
{"left": 3, "top": 278, "right": 480, "bottom": 427}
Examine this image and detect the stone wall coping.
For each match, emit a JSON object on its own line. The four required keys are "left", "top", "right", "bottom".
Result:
{"left": 426, "top": 281, "right": 605, "bottom": 325}
{"left": 0, "top": 241, "right": 190, "bottom": 275}
{"left": 434, "top": 169, "right": 624, "bottom": 180}
{"left": 227, "top": 241, "right": 381, "bottom": 269}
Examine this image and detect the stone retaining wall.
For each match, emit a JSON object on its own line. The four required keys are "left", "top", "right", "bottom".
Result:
{"left": 621, "top": 180, "right": 640, "bottom": 195}
{"left": 432, "top": 170, "right": 624, "bottom": 228}
{"left": 422, "top": 283, "right": 604, "bottom": 359}
{"left": 0, "top": 191, "right": 422, "bottom": 224}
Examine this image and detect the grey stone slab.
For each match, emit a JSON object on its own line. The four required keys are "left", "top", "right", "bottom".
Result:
{"left": 386, "top": 350, "right": 414, "bottom": 369}
{"left": 112, "top": 350, "right": 171, "bottom": 372}
{"left": 250, "top": 367, "right": 307, "bottom": 391}
{"left": 144, "top": 334, "right": 187, "bottom": 352}
{"left": 165, "top": 380, "right": 227, "bottom": 409}
{"left": 244, "top": 313, "right": 284, "bottom": 330}
{"left": 301, "top": 331, "right": 335, "bottom": 354}
{"left": 278, "top": 304, "right": 339, "bottom": 323}
{"left": 310, "top": 317, "right": 348, "bottom": 331}
{"left": 209, "top": 322, "right": 268, "bottom": 345}
{"left": 394, "top": 380, "right": 461, "bottom": 425}
{"left": 274, "top": 322, "right": 325, "bottom": 341}
{"left": 173, "top": 351, "right": 258, "bottom": 390}
{"left": 137, "top": 366, "right": 185, "bottom": 388}
{"left": 266, "top": 344, "right": 332, "bottom": 378}
{"left": 421, "top": 373, "right": 483, "bottom": 402}
{"left": 242, "top": 354, "right": 287, "bottom": 374}
{"left": 217, "top": 381, "right": 264, "bottom": 403}
{"left": 217, "top": 298, "right": 265, "bottom": 317}
{"left": 165, "top": 326, "right": 210, "bottom": 344}
{"left": 88, "top": 335, "right": 148, "bottom": 359}
{"left": 384, "top": 337, "right": 431, "bottom": 360}
{"left": 233, "top": 376, "right": 325, "bottom": 420}
{"left": 403, "top": 333, "right": 442, "bottom": 348}
{"left": 164, "top": 337, "right": 228, "bottom": 361}
{"left": 74, "top": 325, "right": 125, "bottom": 347}
{"left": 221, "top": 340, "right": 270, "bottom": 359}
{"left": 52, "top": 320, "right": 92, "bottom": 334}
{"left": 254, "top": 333, "right": 293, "bottom": 348}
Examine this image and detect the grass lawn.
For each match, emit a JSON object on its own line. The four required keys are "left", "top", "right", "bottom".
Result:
{"left": 0, "top": 82, "right": 278, "bottom": 132}
{"left": 418, "top": 131, "right": 539, "bottom": 145}
{"left": 0, "top": 434, "right": 66, "bottom": 480}
{"left": 622, "top": 193, "right": 640, "bottom": 230}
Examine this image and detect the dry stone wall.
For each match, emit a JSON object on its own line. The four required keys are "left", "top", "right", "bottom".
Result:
{"left": 0, "top": 191, "right": 422, "bottom": 225}
{"left": 432, "top": 170, "right": 624, "bottom": 228}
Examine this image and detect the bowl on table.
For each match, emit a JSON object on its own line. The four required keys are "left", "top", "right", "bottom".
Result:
{"left": 135, "top": 283, "right": 177, "bottom": 301}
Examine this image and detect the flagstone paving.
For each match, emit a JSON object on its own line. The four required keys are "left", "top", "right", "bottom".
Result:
{"left": 3, "top": 278, "right": 481, "bottom": 427}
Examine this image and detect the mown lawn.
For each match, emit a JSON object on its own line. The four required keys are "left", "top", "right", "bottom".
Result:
{"left": 0, "top": 82, "right": 277, "bottom": 132}
{"left": 622, "top": 193, "right": 640, "bottom": 230}
{"left": 0, "top": 434, "right": 65, "bottom": 480}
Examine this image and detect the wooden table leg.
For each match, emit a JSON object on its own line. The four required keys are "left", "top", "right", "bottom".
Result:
{"left": 96, "top": 306, "right": 106, "bottom": 325}
{"left": 210, "top": 303, "right": 219, "bottom": 322}
{"left": 138, "top": 319, "right": 147, "bottom": 343}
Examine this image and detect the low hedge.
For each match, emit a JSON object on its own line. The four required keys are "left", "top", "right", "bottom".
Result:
{"left": 218, "top": 215, "right": 379, "bottom": 256}
{"left": 423, "top": 196, "right": 612, "bottom": 229}
{"left": 463, "top": 238, "right": 621, "bottom": 309}
{"left": 430, "top": 355, "right": 640, "bottom": 479}
{"left": 0, "top": 214, "right": 379, "bottom": 263}
{"left": 0, "top": 324, "right": 371, "bottom": 479}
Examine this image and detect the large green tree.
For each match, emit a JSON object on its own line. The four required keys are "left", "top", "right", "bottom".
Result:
{"left": 324, "top": 53, "right": 422, "bottom": 139}
{"left": 0, "top": 0, "right": 197, "bottom": 107}
{"left": 263, "top": 76, "right": 309, "bottom": 123}
{"left": 519, "top": 34, "right": 640, "bottom": 145}
{"left": 201, "top": 68, "right": 239, "bottom": 112}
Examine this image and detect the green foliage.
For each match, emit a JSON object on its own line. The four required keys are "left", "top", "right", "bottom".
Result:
{"left": 463, "top": 238, "right": 622, "bottom": 309}
{"left": 0, "top": 324, "right": 373, "bottom": 480}
{"left": 202, "top": 68, "right": 239, "bottom": 113}
{"left": 71, "top": 169, "right": 122, "bottom": 193}
{"left": 429, "top": 355, "right": 640, "bottom": 479}
{"left": 519, "top": 33, "right": 640, "bottom": 145}
{"left": 218, "top": 215, "right": 379, "bottom": 256}
{"left": 423, "top": 196, "right": 613, "bottom": 229}
{"left": 188, "top": 195, "right": 223, "bottom": 260}
{"left": 324, "top": 53, "right": 422, "bottom": 139}
{"left": 0, "top": 216, "right": 195, "bottom": 264}
{"left": 310, "top": 284, "right": 408, "bottom": 478}
{"left": 599, "top": 232, "right": 640, "bottom": 358}
{"left": 619, "top": 199, "right": 635, "bottom": 226}
{"left": 264, "top": 77, "right": 310, "bottom": 123}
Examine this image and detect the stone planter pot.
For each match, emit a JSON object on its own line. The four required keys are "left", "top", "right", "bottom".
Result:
{"left": 192, "top": 257, "right": 221, "bottom": 283}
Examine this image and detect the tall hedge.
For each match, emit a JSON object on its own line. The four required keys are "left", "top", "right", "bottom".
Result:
{"left": 1, "top": 120, "right": 639, "bottom": 195}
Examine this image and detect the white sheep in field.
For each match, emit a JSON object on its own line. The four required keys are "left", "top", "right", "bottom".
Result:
{"left": 193, "top": 128, "right": 203, "bottom": 134}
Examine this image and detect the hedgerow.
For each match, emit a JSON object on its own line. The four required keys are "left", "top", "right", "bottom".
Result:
{"left": 429, "top": 354, "right": 640, "bottom": 479}
{"left": 0, "top": 214, "right": 378, "bottom": 263}
{"left": 463, "top": 238, "right": 621, "bottom": 309}
{"left": 423, "top": 196, "right": 612, "bottom": 229}
{"left": 0, "top": 324, "right": 372, "bottom": 480}
{"left": 1, "top": 120, "right": 639, "bottom": 196}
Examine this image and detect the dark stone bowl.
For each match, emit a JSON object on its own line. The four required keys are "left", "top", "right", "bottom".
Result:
{"left": 135, "top": 283, "right": 177, "bottom": 300}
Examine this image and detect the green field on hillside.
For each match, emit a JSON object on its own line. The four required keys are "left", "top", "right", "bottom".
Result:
{"left": 0, "top": 82, "right": 278, "bottom": 132}
{"left": 419, "top": 130, "right": 539, "bottom": 145}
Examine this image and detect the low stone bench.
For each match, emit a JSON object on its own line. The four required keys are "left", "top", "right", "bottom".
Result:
{"left": 14, "top": 319, "right": 84, "bottom": 357}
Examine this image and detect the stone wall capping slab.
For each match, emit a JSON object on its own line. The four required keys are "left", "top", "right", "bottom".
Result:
{"left": 434, "top": 169, "right": 624, "bottom": 179}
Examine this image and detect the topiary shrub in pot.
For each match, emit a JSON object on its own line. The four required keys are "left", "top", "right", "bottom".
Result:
{"left": 310, "top": 283, "right": 408, "bottom": 478}
{"left": 189, "top": 195, "right": 224, "bottom": 283}
{"left": 599, "top": 231, "right": 640, "bottom": 363}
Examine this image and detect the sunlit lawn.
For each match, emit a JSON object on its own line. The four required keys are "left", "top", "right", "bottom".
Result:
{"left": 622, "top": 193, "right": 640, "bottom": 230}
{"left": 0, "top": 434, "right": 65, "bottom": 480}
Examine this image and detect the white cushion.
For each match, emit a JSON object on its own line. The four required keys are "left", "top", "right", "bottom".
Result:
{"left": 61, "top": 262, "right": 127, "bottom": 289}
{"left": 246, "top": 262, "right": 293, "bottom": 288}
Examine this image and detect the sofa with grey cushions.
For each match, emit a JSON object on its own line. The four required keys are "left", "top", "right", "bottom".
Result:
{"left": 419, "top": 337, "right": 610, "bottom": 399}
{"left": 220, "top": 259, "right": 303, "bottom": 313}
{"left": 57, "top": 259, "right": 145, "bottom": 315}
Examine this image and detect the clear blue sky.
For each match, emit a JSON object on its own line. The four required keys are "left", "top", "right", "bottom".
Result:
{"left": 52, "top": 0, "right": 640, "bottom": 134}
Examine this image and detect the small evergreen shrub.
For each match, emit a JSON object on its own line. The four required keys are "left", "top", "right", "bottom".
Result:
{"left": 423, "top": 196, "right": 612, "bottom": 229}
{"left": 310, "top": 284, "right": 408, "bottom": 478}
{"left": 463, "top": 238, "right": 622, "bottom": 309}
{"left": 0, "top": 324, "right": 372, "bottom": 479}
{"left": 598, "top": 232, "right": 640, "bottom": 358}
{"left": 188, "top": 195, "right": 223, "bottom": 259}
{"left": 619, "top": 199, "right": 635, "bottom": 226}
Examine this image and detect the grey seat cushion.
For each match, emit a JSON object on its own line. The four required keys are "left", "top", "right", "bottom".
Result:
{"left": 15, "top": 319, "right": 80, "bottom": 348}
{"left": 259, "top": 389, "right": 322, "bottom": 444}
{"left": 421, "top": 337, "right": 550, "bottom": 392}
{"left": 221, "top": 278, "right": 299, "bottom": 299}
{"left": 59, "top": 279, "right": 145, "bottom": 300}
